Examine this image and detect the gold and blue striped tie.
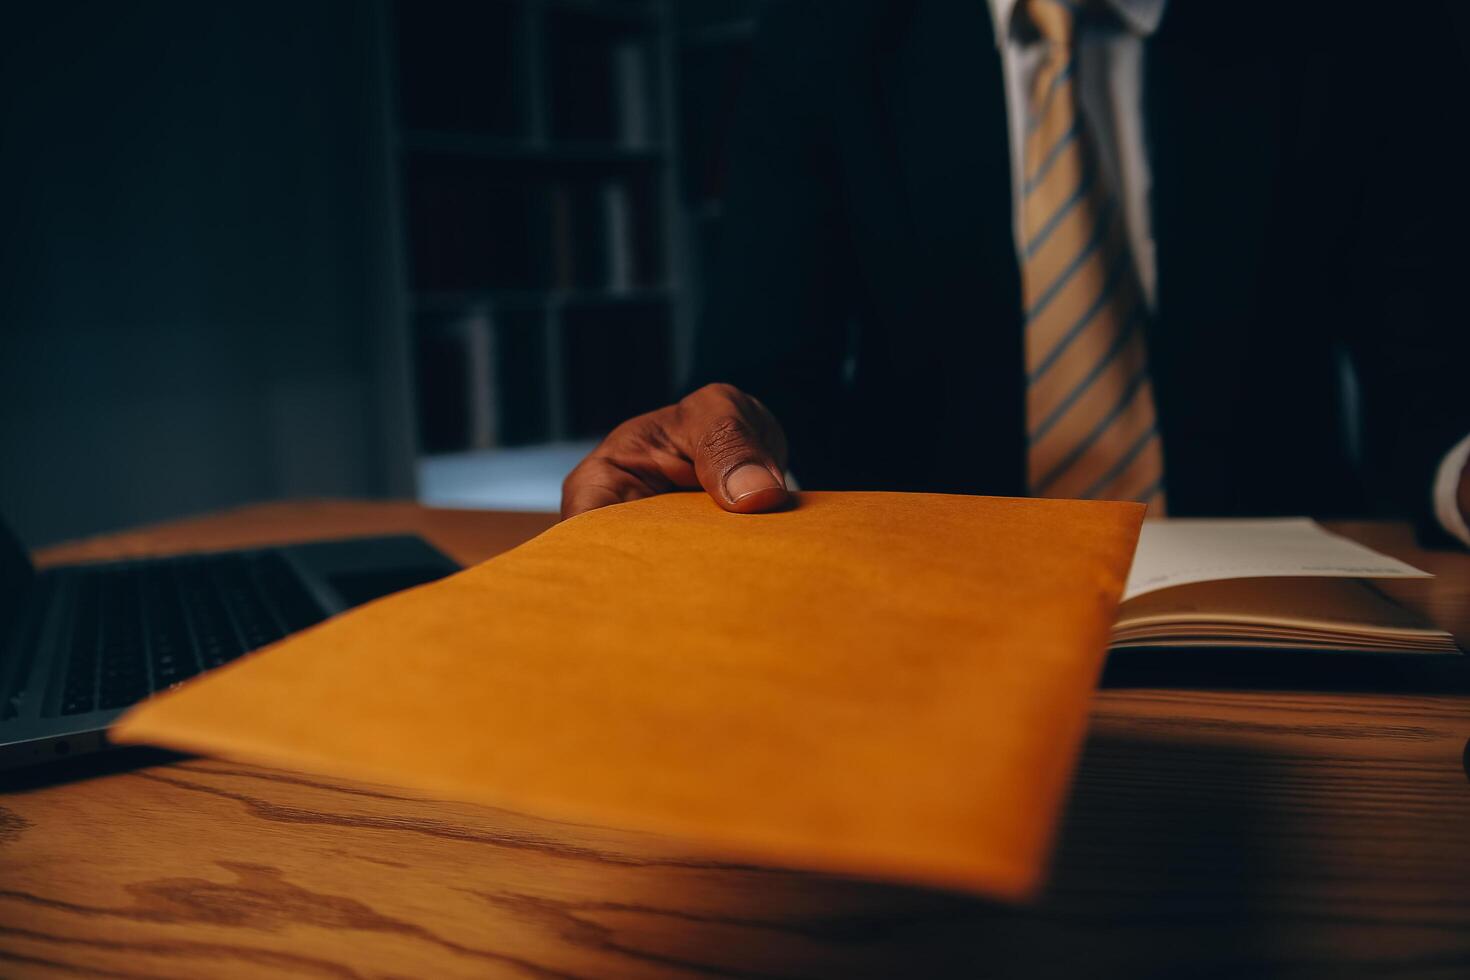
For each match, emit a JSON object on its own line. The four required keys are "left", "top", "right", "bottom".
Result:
{"left": 1022, "top": 0, "right": 1166, "bottom": 513}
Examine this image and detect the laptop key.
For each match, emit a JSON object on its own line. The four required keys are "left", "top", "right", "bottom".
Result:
{"left": 213, "top": 556, "right": 284, "bottom": 652}
{"left": 95, "top": 569, "right": 149, "bottom": 709}
{"left": 175, "top": 559, "right": 246, "bottom": 669}
{"left": 141, "top": 564, "right": 200, "bottom": 691}
{"left": 59, "top": 572, "right": 102, "bottom": 714}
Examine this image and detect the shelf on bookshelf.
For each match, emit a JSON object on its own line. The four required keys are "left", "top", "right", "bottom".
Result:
{"left": 679, "top": 17, "right": 757, "bottom": 46}
{"left": 415, "top": 287, "right": 672, "bottom": 316}
{"left": 401, "top": 130, "right": 666, "bottom": 163}
{"left": 543, "top": 0, "right": 660, "bottom": 27}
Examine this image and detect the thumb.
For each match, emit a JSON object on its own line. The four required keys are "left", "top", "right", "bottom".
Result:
{"left": 689, "top": 414, "right": 791, "bottom": 514}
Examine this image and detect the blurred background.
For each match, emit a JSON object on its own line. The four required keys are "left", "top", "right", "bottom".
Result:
{"left": 0, "top": 0, "right": 771, "bottom": 547}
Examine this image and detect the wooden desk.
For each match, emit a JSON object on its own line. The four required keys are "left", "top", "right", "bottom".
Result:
{"left": 4, "top": 501, "right": 1469, "bottom": 978}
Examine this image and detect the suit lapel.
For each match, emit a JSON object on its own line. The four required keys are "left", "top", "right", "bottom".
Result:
{"left": 1145, "top": 6, "right": 1288, "bottom": 459}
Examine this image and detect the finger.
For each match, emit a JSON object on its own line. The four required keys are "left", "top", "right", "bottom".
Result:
{"left": 561, "top": 404, "right": 705, "bottom": 519}
{"left": 560, "top": 479, "right": 624, "bottom": 521}
{"left": 561, "top": 384, "right": 794, "bottom": 519}
{"left": 560, "top": 455, "right": 665, "bottom": 520}
{"left": 685, "top": 413, "right": 791, "bottom": 514}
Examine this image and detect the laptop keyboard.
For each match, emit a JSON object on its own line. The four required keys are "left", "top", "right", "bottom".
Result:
{"left": 57, "top": 552, "right": 326, "bottom": 716}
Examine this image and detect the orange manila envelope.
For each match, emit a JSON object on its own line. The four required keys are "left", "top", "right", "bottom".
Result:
{"left": 113, "top": 492, "right": 1142, "bottom": 900}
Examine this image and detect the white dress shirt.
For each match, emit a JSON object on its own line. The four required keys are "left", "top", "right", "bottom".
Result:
{"left": 986, "top": 0, "right": 1470, "bottom": 543}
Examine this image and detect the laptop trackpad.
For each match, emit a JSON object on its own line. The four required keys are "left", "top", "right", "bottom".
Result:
{"left": 284, "top": 535, "right": 459, "bottom": 614}
{"left": 323, "top": 566, "right": 453, "bottom": 609}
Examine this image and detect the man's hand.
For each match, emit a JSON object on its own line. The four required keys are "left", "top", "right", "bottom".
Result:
{"left": 561, "top": 383, "right": 791, "bottom": 520}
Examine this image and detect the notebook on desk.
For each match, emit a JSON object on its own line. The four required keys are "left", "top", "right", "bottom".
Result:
{"left": 1111, "top": 519, "right": 1458, "bottom": 654}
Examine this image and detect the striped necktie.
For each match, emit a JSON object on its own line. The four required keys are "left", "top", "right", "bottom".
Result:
{"left": 1021, "top": 0, "right": 1166, "bottom": 513}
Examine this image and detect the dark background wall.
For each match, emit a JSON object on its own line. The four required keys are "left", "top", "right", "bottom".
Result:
{"left": 0, "top": 0, "right": 768, "bottom": 548}
{"left": 0, "top": 0, "right": 413, "bottom": 548}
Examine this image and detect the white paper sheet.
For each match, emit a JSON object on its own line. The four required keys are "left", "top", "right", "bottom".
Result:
{"left": 1123, "top": 518, "right": 1431, "bottom": 601}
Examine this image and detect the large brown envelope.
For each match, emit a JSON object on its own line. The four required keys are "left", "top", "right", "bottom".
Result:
{"left": 112, "top": 492, "right": 1142, "bottom": 900}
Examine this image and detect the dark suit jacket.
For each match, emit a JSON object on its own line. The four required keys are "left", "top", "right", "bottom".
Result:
{"left": 692, "top": 0, "right": 1470, "bottom": 530}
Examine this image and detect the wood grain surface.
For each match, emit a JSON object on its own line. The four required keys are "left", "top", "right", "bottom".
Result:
{"left": 3, "top": 501, "right": 1468, "bottom": 979}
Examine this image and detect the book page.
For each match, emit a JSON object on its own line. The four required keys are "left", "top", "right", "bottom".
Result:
{"left": 1123, "top": 518, "right": 1430, "bottom": 601}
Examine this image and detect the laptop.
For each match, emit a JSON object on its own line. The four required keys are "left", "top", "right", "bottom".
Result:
{"left": 0, "top": 513, "right": 459, "bottom": 770}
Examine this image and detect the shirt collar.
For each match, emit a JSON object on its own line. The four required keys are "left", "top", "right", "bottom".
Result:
{"left": 986, "top": 0, "right": 1167, "bottom": 46}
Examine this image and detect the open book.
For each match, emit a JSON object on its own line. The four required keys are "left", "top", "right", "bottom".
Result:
{"left": 1114, "top": 519, "right": 1459, "bottom": 654}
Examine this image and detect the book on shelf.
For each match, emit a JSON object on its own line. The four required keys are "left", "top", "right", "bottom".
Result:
{"left": 601, "top": 179, "right": 634, "bottom": 293}
{"left": 463, "top": 309, "right": 496, "bottom": 452}
{"left": 555, "top": 177, "right": 640, "bottom": 293}
{"left": 414, "top": 310, "right": 497, "bottom": 454}
{"left": 415, "top": 304, "right": 563, "bottom": 452}
{"left": 611, "top": 39, "right": 651, "bottom": 149}
{"left": 549, "top": 182, "right": 577, "bottom": 290}
{"left": 491, "top": 309, "right": 553, "bottom": 447}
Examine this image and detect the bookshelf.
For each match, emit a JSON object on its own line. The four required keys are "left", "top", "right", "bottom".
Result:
{"left": 387, "top": 0, "right": 770, "bottom": 496}
{"left": 389, "top": 0, "right": 678, "bottom": 455}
